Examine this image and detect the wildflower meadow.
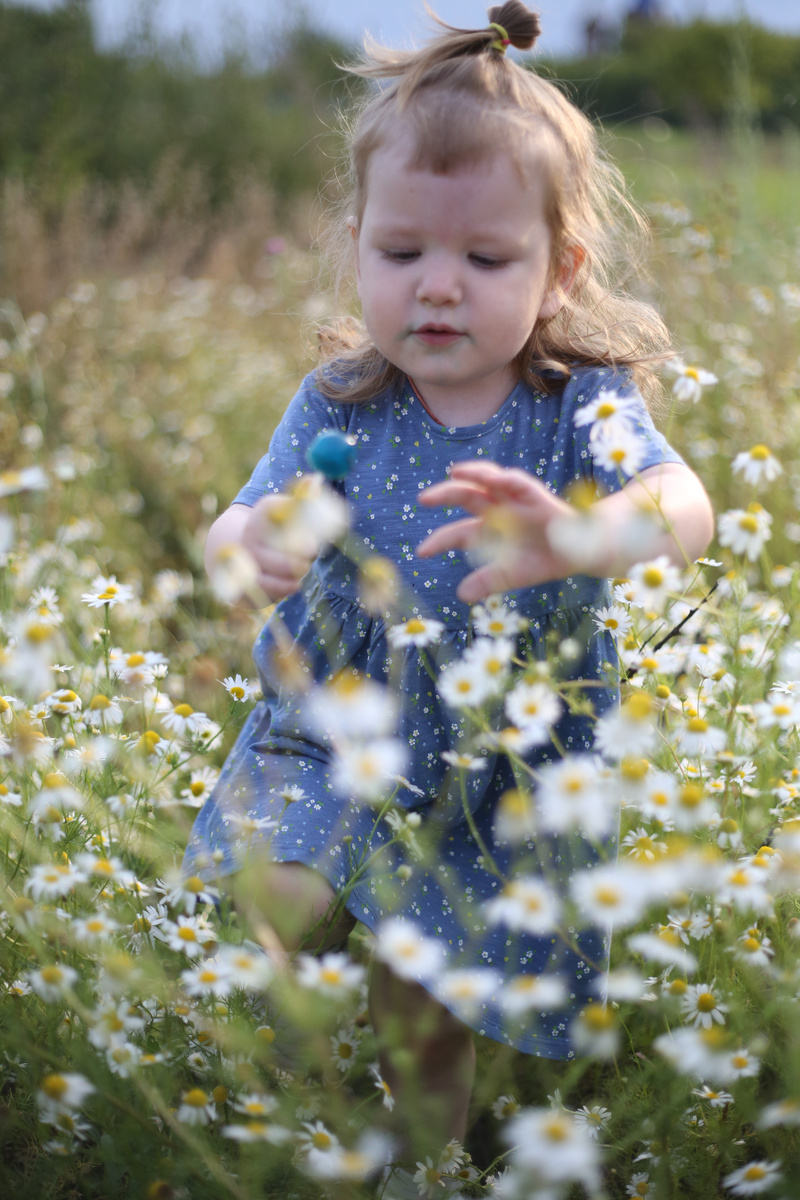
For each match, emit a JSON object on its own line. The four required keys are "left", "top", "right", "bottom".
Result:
{"left": 2, "top": 127, "right": 800, "bottom": 1200}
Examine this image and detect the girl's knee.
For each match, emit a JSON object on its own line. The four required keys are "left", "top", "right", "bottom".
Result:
{"left": 233, "top": 860, "right": 354, "bottom": 953}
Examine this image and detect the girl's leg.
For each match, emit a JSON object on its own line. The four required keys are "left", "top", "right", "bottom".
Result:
{"left": 369, "top": 961, "right": 476, "bottom": 1161}
{"left": 233, "top": 859, "right": 356, "bottom": 955}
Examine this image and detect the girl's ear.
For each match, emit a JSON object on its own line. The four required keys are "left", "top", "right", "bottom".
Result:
{"left": 537, "top": 244, "right": 586, "bottom": 321}
{"left": 347, "top": 216, "right": 361, "bottom": 285}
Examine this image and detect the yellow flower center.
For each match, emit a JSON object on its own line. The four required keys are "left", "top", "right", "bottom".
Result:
{"left": 90, "top": 695, "right": 111, "bottom": 710}
{"left": 642, "top": 567, "right": 664, "bottom": 588}
{"left": 42, "top": 1074, "right": 68, "bottom": 1100}
{"left": 173, "top": 704, "right": 194, "bottom": 718}
{"left": 182, "top": 1088, "right": 209, "bottom": 1108}
{"left": 749, "top": 445, "right": 770, "bottom": 461}
{"left": 697, "top": 991, "right": 717, "bottom": 1012}
{"left": 738, "top": 515, "right": 760, "bottom": 533}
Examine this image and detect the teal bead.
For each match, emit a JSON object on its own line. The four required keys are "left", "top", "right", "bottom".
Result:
{"left": 306, "top": 431, "right": 357, "bottom": 480}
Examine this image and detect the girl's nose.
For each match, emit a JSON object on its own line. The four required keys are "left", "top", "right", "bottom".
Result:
{"left": 416, "top": 256, "right": 462, "bottom": 306}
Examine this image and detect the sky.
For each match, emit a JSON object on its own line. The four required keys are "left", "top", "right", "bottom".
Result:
{"left": 18, "top": 0, "right": 800, "bottom": 62}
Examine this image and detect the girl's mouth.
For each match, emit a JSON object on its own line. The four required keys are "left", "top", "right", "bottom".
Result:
{"left": 413, "top": 324, "right": 464, "bottom": 346}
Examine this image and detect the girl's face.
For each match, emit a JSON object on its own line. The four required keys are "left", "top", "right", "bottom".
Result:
{"left": 353, "top": 134, "right": 565, "bottom": 423}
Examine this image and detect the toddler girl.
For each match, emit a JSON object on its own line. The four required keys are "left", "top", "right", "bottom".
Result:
{"left": 184, "top": 0, "right": 713, "bottom": 1176}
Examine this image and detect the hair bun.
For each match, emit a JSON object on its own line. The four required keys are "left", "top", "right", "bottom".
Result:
{"left": 487, "top": 2, "right": 541, "bottom": 51}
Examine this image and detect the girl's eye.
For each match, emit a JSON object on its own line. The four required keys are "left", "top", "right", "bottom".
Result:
{"left": 381, "top": 250, "right": 419, "bottom": 263}
{"left": 469, "top": 254, "right": 506, "bottom": 269}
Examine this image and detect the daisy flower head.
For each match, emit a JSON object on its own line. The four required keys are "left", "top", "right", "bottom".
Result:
{"left": 723, "top": 1160, "right": 782, "bottom": 1196}
{"left": 473, "top": 600, "right": 526, "bottom": 638}
{"left": 717, "top": 504, "right": 772, "bottom": 561}
{"left": 570, "top": 1003, "right": 621, "bottom": 1059}
{"left": 208, "top": 542, "right": 258, "bottom": 605}
{"left": 484, "top": 876, "right": 561, "bottom": 935}
{"left": 437, "top": 656, "right": 495, "bottom": 709}
{"left": 309, "top": 671, "right": 397, "bottom": 741}
{"left": 504, "top": 680, "right": 561, "bottom": 745}
{"left": 680, "top": 981, "right": 729, "bottom": 1029}
{"left": 374, "top": 917, "right": 446, "bottom": 981}
{"left": 81, "top": 575, "right": 135, "bottom": 609}
{"left": 160, "top": 702, "right": 208, "bottom": 739}
{"left": 536, "top": 754, "right": 613, "bottom": 839}
{"left": 83, "top": 693, "right": 124, "bottom": 728}
{"left": 627, "top": 556, "right": 683, "bottom": 612}
{"left": 594, "top": 691, "right": 658, "bottom": 760}
{"left": 176, "top": 1087, "right": 216, "bottom": 1125}
{"left": 626, "top": 1171, "right": 652, "bottom": 1197}
{"left": 37, "top": 1072, "right": 94, "bottom": 1116}
{"left": 574, "top": 1104, "right": 612, "bottom": 1141}
{"left": 665, "top": 360, "right": 718, "bottom": 404}
{"left": 501, "top": 972, "right": 568, "bottom": 1014}
{"left": 463, "top": 637, "right": 515, "bottom": 692}
{"left": 593, "top": 603, "right": 633, "bottom": 638}
{"left": 369, "top": 1064, "right": 395, "bottom": 1110}
{"left": 387, "top": 615, "right": 444, "bottom": 649}
{"left": 573, "top": 387, "right": 640, "bottom": 439}
{"left": 331, "top": 738, "right": 406, "bottom": 804}
{"left": 434, "top": 967, "right": 501, "bottom": 1019}
{"left": 492, "top": 787, "right": 537, "bottom": 843}
{"left": 330, "top": 1027, "right": 361, "bottom": 1072}
{"left": 692, "top": 1085, "right": 734, "bottom": 1108}
{"left": 732, "top": 445, "right": 782, "bottom": 487}
{"left": 295, "top": 951, "right": 366, "bottom": 998}
{"left": 179, "top": 766, "right": 219, "bottom": 807}
{"left": 28, "top": 963, "right": 79, "bottom": 1002}
{"left": 492, "top": 1093, "right": 520, "bottom": 1120}
{"left": 589, "top": 426, "right": 648, "bottom": 477}
{"left": 222, "top": 674, "right": 258, "bottom": 702}
{"left": 504, "top": 1106, "right": 601, "bottom": 1190}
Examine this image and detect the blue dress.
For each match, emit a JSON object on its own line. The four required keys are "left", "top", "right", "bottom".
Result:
{"left": 184, "top": 365, "right": 683, "bottom": 1057}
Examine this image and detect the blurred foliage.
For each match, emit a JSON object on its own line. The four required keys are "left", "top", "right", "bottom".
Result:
{"left": 544, "top": 19, "right": 800, "bottom": 131}
{"left": 0, "top": 0, "right": 353, "bottom": 208}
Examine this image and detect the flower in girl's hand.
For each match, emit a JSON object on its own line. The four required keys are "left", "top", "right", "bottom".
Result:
{"left": 256, "top": 475, "right": 349, "bottom": 559}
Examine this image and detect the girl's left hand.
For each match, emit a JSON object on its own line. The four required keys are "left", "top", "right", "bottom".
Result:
{"left": 416, "top": 461, "right": 574, "bottom": 603}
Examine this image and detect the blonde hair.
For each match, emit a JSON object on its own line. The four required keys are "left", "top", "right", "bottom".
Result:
{"left": 317, "top": 1, "right": 671, "bottom": 407}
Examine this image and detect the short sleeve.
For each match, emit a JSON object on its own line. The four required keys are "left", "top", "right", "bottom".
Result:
{"left": 233, "top": 373, "right": 347, "bottom": 507}
{"left": 562, "top": 367, "right": 684, "bottom": 495}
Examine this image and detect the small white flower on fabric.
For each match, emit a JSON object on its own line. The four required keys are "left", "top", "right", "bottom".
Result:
{"left": 374, "top": 918, "right": 446, "bottom": 981}
{"left": 665, "top": 360, "right": 718, "bottom": 404}
{"left": 332, "top": 739, "right": 406, "bottom": 803}
{"left": 295, "top": 952, "right": 366, "bottom": 998}
{"left": 536, "top": 755, "right": 613, "bottom": 839}
{"left": 732, "top": 445, "right": 782, "bottom": 487}
{"left": 504, "top": 1107, "right": 601, "bottom": 1191}
{"left": 723, "top": 1160, "right": 782, "bottom": 1196}
{"left": 717, "top": 504, "right": 772, "bottom": 561}
{"left": 501, "top": 973, "right": 568, "bottom": 1013}
{"left": 387, "top": 615, "right": 445, "bottom": 649}
{"left": 484, "top": 877, "right": 561, "bottom": 935}
{"left": 504, "top": 681, "right": 561, "bottom": 744}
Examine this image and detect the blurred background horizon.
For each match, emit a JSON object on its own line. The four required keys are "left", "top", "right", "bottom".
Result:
{"left": 14, "top": 0, "right": 800, "bottom": 64}
{"left": 0, "top": 0, "right": 799, "bottom": 314}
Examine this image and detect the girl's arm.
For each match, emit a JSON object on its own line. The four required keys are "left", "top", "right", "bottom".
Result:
{"left": 416, "top": 460, "right": 714, "bottom": 605}
{"left": 205, "top": 499, "right": 314, "bottom": 605}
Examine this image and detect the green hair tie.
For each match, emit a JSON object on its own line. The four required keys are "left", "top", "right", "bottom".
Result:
{"left": 487, "top": 21, "right": 511, "bottom": 52}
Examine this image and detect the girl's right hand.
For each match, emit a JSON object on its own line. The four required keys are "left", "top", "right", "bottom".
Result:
{"left": 241, "top": 495, "right": 314, "bottom": 601}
